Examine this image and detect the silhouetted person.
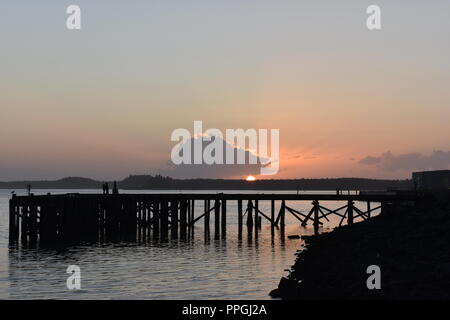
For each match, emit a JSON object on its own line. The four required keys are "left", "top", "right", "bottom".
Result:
{"left": 112, "top": 181, "right": 119, "bottom": 195}
{"left": 105, "top": 183, "right": 109, "bottom": 194}
{"left": 26, "top": 184, "right": 31, "bottom": 196}
{"left": 102, "top": 183, "right": 107, "bottom": 194}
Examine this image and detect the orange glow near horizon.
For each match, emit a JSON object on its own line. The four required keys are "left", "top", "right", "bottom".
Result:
{"left": 245, "top": 175, "right": 256, "bottom": 181}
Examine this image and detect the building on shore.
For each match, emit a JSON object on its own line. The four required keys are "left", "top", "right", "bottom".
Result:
{"left": 412, "top": 170, "right": 450, "bottom": 190}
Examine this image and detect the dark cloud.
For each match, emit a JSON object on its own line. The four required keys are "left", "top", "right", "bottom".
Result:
{"left": 159, "top": 136, "right": 269, "bottom": 178}
{"left": 359, "top": 150, "right": 450, "bottom": 172}
{"left": 359, "top": 156, "right": 382, "bottom": 165}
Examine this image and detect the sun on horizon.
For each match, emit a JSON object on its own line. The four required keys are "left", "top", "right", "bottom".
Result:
{"left": 245, "top": 175, "right": 256, "bottom": 182}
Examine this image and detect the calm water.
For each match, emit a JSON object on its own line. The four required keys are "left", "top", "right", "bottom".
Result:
{"left": 0, "top": 189, "right": 376, "bottom": 299}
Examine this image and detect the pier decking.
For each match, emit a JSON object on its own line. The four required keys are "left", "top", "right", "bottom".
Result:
{"left": 9, "top": 192, "right": 419, "bottom": 245}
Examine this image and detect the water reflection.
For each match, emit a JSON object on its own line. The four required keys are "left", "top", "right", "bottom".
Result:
{"left": 7, "top": 223, "right": 312, "bottom": 299}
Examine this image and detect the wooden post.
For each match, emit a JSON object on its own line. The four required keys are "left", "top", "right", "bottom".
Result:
{"left": 39, "top": 204, "right": 49, "bottom": 243}
{"left": 190, "top": 199, "right": 195, "bottom": 239}
{"left": 138, "top": 200, "right": 145, "bottom": 237}
{"left": 161, "top": 199, "right": 169, "bottom": 241}
{"left": 21, "top": 205, "right": 28, "bottom": 244}
{"left": 136, "top": 201, "right": 141, "bottom": 237}
{"left": 98, "top": 200, "right": 104, "bottom": 241}
{"left": 347, "top": 200, "right": 354, "bottom": 225}
{"left": 142, "top": 200, "right": 148, "bottom": 239}
{"left": 280, "top": 200, "right": 285, "bottom": 236}
{"left": 112, "top": 197, "right": 120, "bottom": 238}
{"left": 380, "top": 201, "right": 386, "bottom": 216}
{"left": 138, "top": 201, "right": 143, "bottom": 230}
{"left": 104, "top": 197, "right": 116, "bottom": 240}
{"left": 146, "top": 201, "right": 152, "bottom": 230}
{"left": 237, "top": 199, "right": 243, "bottom": 238}
{"left": 270, "top": 199, "right": 275, "bottom": 236}
{"left": 125, "top": 199, "right": 137, "bottom": 236}
{"left": 214, "top": 199, "right": 220, "bottom": 238}
{"left": 9, "top": 199, "right": 17, "bottom": 241}
{"left": 171, "top": 199, "right": 178, "bottom": 239}
{"left": 29, "top": 204, "right": 38, "bottom": 244}
{"left": 191, "top": 200, "right": 195, "bottom": 222}
{"left": 92, "top": 199, "right": 100, "bottom": 240}
{"left": 187, "top": 200, "right": 191, "bottom": 228}
{"left": 47, "top": 203, "right": 57, "bottom": 242}
{"left": 14, "top": 203, "right": 20, "bottom": 241}
{"left": 204, "top": 200, "right": 210, "bottom": 238}
{"left": 367, "top": 201, "right": 371, "bottom": 219}
{"left": 246, "top": 200, "right": 253, "bottom": 228}
{"left": 141, "top": 201, "right": 146, "bottom": 232}
{"left": 180, "top": 199, "right": 187, "bottom": 239}
{"left": 152, "top": 200, "right": 160, "bottom": 239}
{"left": 254, "top": 200, "right": 259, "bottom": 237}
{"left": 87, "top": 198, "right": 97, "bottom": 239}
{"left": 132, "top": 200, "right": 139, "bottom": 241}
{"left": 313, "top": 200, "right": 319, "bottom": 235}
{"left": 221, "top": 199, "right": 227, "bottom": 236}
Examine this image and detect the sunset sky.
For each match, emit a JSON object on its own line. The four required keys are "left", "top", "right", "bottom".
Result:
{"left": 1, "top": 1, "right": 449, "bottom": 180}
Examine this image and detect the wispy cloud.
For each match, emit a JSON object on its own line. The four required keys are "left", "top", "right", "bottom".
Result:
{"left": 359, "top": 150, "right": 450, "bottom": 172}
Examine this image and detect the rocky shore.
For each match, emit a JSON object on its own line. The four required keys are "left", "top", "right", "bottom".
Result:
{"left": 270, "top": 193, "right": 450, "bottom": 299}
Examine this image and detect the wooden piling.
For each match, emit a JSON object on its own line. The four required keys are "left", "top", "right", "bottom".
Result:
{"left": 313, "top": 200, "right": 319, "bottom": 226}
{"left": 191, "top": 200, "right": 195, "bottom": 223}
{"left": 161, "top": 199, "right": 169, "bottom": 240}
{"left": 141, "top": 201, "right": 148, "bottom": 239}
{"left": 39, "top": 203, "right": 48, "bottom": 243}
{"left": 187, "top": 200, "right": 191, "bottom": 228}
{"left": 380, "top": 201, "right": 386, "bottom": 216}
{"left": 221, "top": 199, "right": 227, "bottom": 236}
{"left": 237, "top": 199, "right": 243, "bottom": 237}
{"left": 138, "top": 201, "right": 143, "bottom": 229}
{"left": 313, "top": 200, "right": 320, "bottom": 235}
{"left": 191, "top": 199, "right": 195, "bottom": 239}
{"left": 180, "top": 199, "right": 187, "bottom": 239}
{"left": 247, "top": 200, "right": 253, "bottom": 228}
{"left": 152, "top": 200, "right": 160, "bottom": 239}
{"left": 254, "top": 200, "right": 259, "bottom": 237}
{"left": 270, "top": 199, "right": 275, "bottom": 236}
{"left": 280, "top": 200, "right": 286, "bottom": 235}
{"left": 29, "top": 204, "right": 38, "bottom": 244}
{"left": 146, "top": 201, "right": 152, "bottom": 230}
{"left": 347, "top": 200, "right": 354, "bottom": 225}
{"left": 21, "top": 205, "right": 28, "bottom": 244}
{"left": 14, "top": 203, "right": 20, "bottom": 240}
{"left": 9, "top": 199, "right": 17, "bottom": 241}
{"left": 171, "top": 199, "right": 178, "bottom": 239}
{"left": 48, "top": 203, "right": 58, "bottom": 242}
{"left": 214, "top": 199, "right": 220, "bottom": 238}
{"left": 204, "top": 200, "right": 210, "bottom": 238}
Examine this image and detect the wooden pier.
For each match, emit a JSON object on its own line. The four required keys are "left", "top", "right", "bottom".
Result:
{"left": 9, "top": 193, "right": 418, "bottom": 245}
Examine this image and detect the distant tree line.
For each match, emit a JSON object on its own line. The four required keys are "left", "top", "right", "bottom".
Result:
{"left": 0, "top": 175, "right": 412, "bottom": 191}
